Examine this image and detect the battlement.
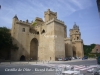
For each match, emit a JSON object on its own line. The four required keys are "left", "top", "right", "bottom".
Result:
{"left": 35, "top": 17, "right": 43, "bottom": 22}
{"left": 44, "top": 9, "right": 57, "bottom": 22}
{"left": 16, "top": 19, "right": 31, "bottom": 26}
{"left": 45, "top": 18, "right": 64, "bottom": 25}
{"left": 44, "top": 9, "right": 57, "bottom": 15}
{"left": 55, "top": 19, "right": 64, "bottom": 24}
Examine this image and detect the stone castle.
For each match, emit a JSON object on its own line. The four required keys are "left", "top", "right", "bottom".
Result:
{"left": 11, "top": 9, "right": 84, "bottom": 61}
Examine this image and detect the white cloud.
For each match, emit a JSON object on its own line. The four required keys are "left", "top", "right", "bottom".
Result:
{"left": 0, "top": 0, "right": 93, "bottom": 27}
{"left": 68, "top": 0, "right": 92, "bottom": 10}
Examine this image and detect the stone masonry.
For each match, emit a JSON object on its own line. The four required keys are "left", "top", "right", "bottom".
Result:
{"left": 11, "top": 9, "right": 84, "bottom": 61}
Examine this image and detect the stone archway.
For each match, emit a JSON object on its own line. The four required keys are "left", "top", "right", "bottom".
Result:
{"left": 73, "top": 50, "right": 76, "bottom": 57}
{"left": 30, "top": 38, "right": 38, "bottom": 60}
{"left": 20, "top": 55, "right": 26, "bottom": 61}
{"left": 73, "top": 46, "right": 76, "bottom": 57}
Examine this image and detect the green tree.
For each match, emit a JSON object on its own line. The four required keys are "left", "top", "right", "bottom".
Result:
{"left": 0, "top": 27, "right": 18, "bottom": 60}
{"left": 83, "top": 44, "right": 96, "bottom": 57}
{"left": 0, "top": 27, "right": 12, "bottom": 50}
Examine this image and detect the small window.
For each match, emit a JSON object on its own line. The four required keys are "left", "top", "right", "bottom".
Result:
{"left": 77, "top": 37, "right": 79, "bottom": 40}
{"left": 37, "top": 31, "right": 39, "bottom": 34}
{"left": 22, "top": 28, "right": 25, "bottom": 32}
{"left": 41, "top": 29, "right": 45, "bottom": 34}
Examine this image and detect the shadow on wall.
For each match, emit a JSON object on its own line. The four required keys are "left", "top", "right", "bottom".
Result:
{"left": 65, "top": 43, "right": 68, "bottom": 57}
{"left": 11, "top": 37, "right": 29, "bottom": 61}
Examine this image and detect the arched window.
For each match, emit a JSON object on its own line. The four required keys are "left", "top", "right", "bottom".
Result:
{"left": 77, "top": 37, "right": 79, "bottom": 40}
{"left": 41, "top": 29, "right": 45, "bottom": 34}
{"left": 37, "top": 31, "right": 39, "bottom": 34}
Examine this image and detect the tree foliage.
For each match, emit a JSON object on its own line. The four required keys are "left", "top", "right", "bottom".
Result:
{"left": 83, "top": 44, "right": 96, "bottom": 56}
{"left": 0, "top": 27, "right": 18, "bottom": 60}
{"left": 0, "top": 27, "right": 12, "bottom": 50}
{"left": 0, "top": 27, "right": 18, "bottom": 50}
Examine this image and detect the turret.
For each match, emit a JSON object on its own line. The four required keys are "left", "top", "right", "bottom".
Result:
{"left": 12, "top": 15, "right": 19, "bottom": 25}
{"left": 11, "top": 15, "right": 19, "bottom": 37}
{"left": 13, "top": 15, "right": 18, "bottom": 19}
{"left": 44, "top": 9, "right": 57, "bottom": 22}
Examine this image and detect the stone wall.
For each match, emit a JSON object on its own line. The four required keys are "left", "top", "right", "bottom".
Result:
{"left": 11, "top": 9, "right": 84, "bottom": 61}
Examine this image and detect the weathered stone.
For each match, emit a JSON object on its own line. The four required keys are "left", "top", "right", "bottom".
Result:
{"left": 11, "top": 9, "right": 84, "bottom": 61}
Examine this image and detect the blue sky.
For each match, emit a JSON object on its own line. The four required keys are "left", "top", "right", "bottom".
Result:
{"left": 0, "top": 0, "right": 100, "bottom": 45}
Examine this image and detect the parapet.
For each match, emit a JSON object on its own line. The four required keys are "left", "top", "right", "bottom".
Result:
{"left": 55, "top": 19, "right": 64, "bottom": 24}
{"left": 16, "top": 19, "right": 31, "bottom": 26}
{"left": 45, "top": 18, "right": 64, "bottom": 25}
{"left": 35, "top": 17, "right": 44, "bottom": 22}
{"left": 44, "top": 9, "right": 57, "bottom": 15}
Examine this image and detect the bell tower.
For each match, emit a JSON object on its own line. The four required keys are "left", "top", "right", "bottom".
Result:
{"left": 70, "top": 22, "right": 84, "bottom": 58}
{"left": 70, "top": 22, "right": 81, "bottom": 41}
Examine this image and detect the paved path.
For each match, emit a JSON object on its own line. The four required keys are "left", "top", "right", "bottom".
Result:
{"left": 0, "top": 59, "right": 97, "bottom": 75}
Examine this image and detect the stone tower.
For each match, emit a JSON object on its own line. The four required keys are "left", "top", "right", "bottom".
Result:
{"left": 70, "top": 23, "right": 84, "bottom": 58}
{"left": 42, "top": 9, "right": 66, "bottom": 60}
{"left": 70, "top": 23, "right": 81, "bottom": 41}
{"left": 11, "top": 9, "right": 66, "bottom": 61}
{"left": 44, "top": 9, "right": 57, "bottom": 22}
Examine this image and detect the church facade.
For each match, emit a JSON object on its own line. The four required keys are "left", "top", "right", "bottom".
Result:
{"left": 11, "top": 9, "right": 84, "bottom": 61}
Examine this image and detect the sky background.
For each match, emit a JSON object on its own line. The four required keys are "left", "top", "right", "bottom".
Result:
{"left": 0, "top": 0, "right": 100, "bottom": 45}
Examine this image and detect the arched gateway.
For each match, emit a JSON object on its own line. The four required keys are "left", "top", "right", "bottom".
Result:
{"left": 30, "top": 38, "right": 38, "bottom": 60}
{"left": 20, "top": 55, "right": 25, "bottom": 61}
